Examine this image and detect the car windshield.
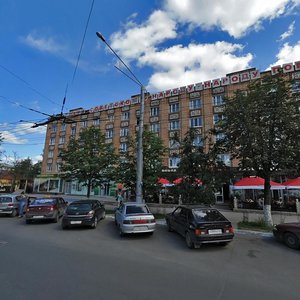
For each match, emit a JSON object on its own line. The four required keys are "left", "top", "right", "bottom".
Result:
{"left": 125, "top": 205, "right": 149, "bottom": 214}
{"left": 192, "top": 209, "right": 227, "bottom": 222}
{"left": 31, "top": 199, "right": 56, "bottom": 205}
{"left": 67, "top": 203, "right": 92, "bottom": 211}
{"left": 0, "top": 197, "right": 13, "bottom": 203}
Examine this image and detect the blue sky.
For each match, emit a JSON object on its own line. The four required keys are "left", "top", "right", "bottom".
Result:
{"left": 1, "top": 0, "right": 300, "bottom": 164}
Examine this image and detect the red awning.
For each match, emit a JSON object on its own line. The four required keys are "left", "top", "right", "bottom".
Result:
{"left": 232, "top": 176, "right": 284, "bottom": 190}
{"left": 283, "top": 177, "right": 300, "bottom": 189}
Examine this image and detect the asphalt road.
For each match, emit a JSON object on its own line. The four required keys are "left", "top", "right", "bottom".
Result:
{"left": 0, "top": 215, "right": 299, "bottom": 300}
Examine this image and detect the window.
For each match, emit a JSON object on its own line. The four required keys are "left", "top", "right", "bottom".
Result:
{"left": 121, "top": 112, "right": 130, "bottom": 121}
{"left": 49, "top": 137, "right": 55, "bottom": 145}
{"left": 170, "top": 103, "right": 180, "bottom": 113}
{"left": 169, "top": 139, "right": 180, "bottom": 149}
{"left": 169, "top": 157, "right": 180, "bottom": 168}
{"left": 190, "top": 98, "right": 202, "bottom": 109}
{"left": 81, "top": 120, "right": 88, "bottom": 128}
{"left": 291, "top": 81, "right": 300, "bottom": 93}
{"left": 60, "top": 123, "right": 66, "bottom": 131}
{"left": 51, "top": 125, "right": 57, "bottom": 133}
{"left": 190, "top": 117, "right": 202, "bottom": 128}
{"left": 150, "top": 107, "right": 160, "bottom": 116}
{"left": 169, "top": 120, "right": 180, "bottom": 130}
{"left": 93, "top": 119, "right": 100, "bottom": 126}
{"left": 59, "top": 136, "right": 65, "bottom": 144}
{"left": 216, "top": 133, "right": 225, "bottom": 141}
{"left": 71, "top": 127, "right": 76, "bottom": 136}
{"left": 120, "top": 127, "right": 129, "bottom": 137}
{"left": 108, "top": 115, "right": 114, "bottom": 122}
{"left": 193, "top": 135, "right": 203, "bottom": 146}
{"left": 150, "top": 123, "right": 160, "bottom": 133}
{"left": 47, "top": 163, "right": 52, "bottom": 172}
{"left": 213, "top": 114, "right": 224, "bottom": 125}
{"left": 56, "top": 163, "right": 61, "bottom": 172}
{"left": 106, "top": 129, "right": 113, "bottom": 138}
{"left": 217, "top": 154, "right": 231, "bottom": 166}
{"left": 48, "top": 150, "right": 54, "bottom": 158}
{"left": 212, "top": 95, "right": 225, "bottom": 106}
{"left": 120, "top": 143, "right": 128, "bottom": 152}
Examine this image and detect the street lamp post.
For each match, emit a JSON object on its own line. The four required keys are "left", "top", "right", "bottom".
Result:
{"left": 96, "top": 32, "right": 145, "bottom": 203}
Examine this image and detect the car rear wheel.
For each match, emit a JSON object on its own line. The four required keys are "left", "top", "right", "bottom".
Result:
{"left": 11, "top": 209, "right": 17, "bottom": 217}
{"left": 284, "top": 232, "right": 300, "bottom": 249}
{"left": 185, "top": 232, "right": 194, "bottom": 249}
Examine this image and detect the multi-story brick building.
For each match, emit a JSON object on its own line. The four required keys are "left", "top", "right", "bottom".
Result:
{"left": 34, "top": 61, "right": 300, "bottom": 200}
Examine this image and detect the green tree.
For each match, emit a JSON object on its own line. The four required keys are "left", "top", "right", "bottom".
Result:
{"left": 60, "top": 126, "right": 118, "bottom": 198}
{"left": 219, "top": 74, "right": 300, "bottom": 226}
{"left": 171, "top": 128, "right": 230, "bottom": 205}
{"left": 116, "top": 128, "right": 166, "bottom": 201}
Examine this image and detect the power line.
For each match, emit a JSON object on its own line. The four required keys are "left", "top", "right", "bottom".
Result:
{"left": 0, "top": 63, "right": 61, "bottom": 107}
{"left": 71, "top": 0, "right": 95, "bottom": 84}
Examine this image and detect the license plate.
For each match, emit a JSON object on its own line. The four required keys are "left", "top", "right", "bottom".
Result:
{"left": 33, "top": 216, "right": 44, "bottom": 219}
{"left": 134, "top": 226, "right": 147, "bottom": 231}
{"left": 70, "top": 221, "right": 82, "bottom": 224}
{"left": 208, "top": 229, "right": 222, "bottom": 235}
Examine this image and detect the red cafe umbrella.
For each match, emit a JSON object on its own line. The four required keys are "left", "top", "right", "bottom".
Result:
{"left": 173, "top": 177, "right": 202, "bottom": 185}
{"left": 232, "top": 176, "right": 284, "bottom": 190}
{"left": 283, "top": 177, "right": 300, "bottom": 189}
{"left": 158, "top": 178, "right": 174, "bottom": 186}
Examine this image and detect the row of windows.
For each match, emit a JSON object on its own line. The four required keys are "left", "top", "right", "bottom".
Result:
{"left": 50, "top": 114, "right": 225, "bottom": 145}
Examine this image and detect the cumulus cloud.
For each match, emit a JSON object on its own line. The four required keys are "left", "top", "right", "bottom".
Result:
{"left": 141, "top": 42, "right": 253, "bottom": 90}
{"left": 164, "top": 0, "right": 298, "bottom": 38}
{"left": 270, "top": 41, "right": 300, "bottom": 67}
{"left": 110, "top": 10, "right": 177, "bottom": 62}
{"left": 109, "top": 9, "right": 253, "bottom": 91}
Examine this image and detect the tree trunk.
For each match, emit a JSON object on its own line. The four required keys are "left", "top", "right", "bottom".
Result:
{"left": 87, "top": 179, "right": 91, "bottom": 198}
{"left": 263, "top": 176, "right": 273, "bottom": 226}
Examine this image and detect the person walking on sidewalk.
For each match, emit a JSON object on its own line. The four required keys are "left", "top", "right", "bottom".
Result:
{"left": 18, "top": 191, "right": 27, "bottom": 218}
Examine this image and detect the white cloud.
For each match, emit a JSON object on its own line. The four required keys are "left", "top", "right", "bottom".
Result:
{"left": 164, "top": 0, "right": 298, "bottom": 38}
{"left": 21, "top": 33, "right": 65, "bottom": 54}
{"left": 110, "top": 10, "right": 177, "bottom": 61}
{"left": 140, "top": 42, "right": 253, "bottom": 91}
{"left": 1, "top": 123, "right": 46, "bottom": 144}
{"left": 270, "top": 41, "right": 300, "bottom": 66}
{"left": 278, "top": 21, "right": 295, "bottom": 41}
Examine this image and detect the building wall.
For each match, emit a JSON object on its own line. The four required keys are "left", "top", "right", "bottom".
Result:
{"left": 40, "top": 62, "right": 300, "bottom": 179}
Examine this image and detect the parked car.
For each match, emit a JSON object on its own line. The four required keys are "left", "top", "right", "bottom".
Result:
{"left": 0, "top": 194, "right": 23, "bottom": 217}
{"left": 115, "top": 202, "right": 156, "bottom": 236}
{"left": 165, "top": 206, "right": 234, "bottom": 249}
{"left": 25, "top": 197, "right": 68, "bottom": 224}
{"left": 273, "top": 222, "right": 300, "bottom": 249}
{"left": 61, "top": 200, "right": 105, "bottom": 229}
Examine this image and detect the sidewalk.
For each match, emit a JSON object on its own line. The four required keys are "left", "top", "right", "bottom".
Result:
{"left": 33, "top": 193, "right": 300, "bottom": 229}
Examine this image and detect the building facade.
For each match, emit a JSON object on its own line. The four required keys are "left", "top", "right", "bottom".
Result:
{"left": 35, "top": 61, "right": 300, "bottom": 198}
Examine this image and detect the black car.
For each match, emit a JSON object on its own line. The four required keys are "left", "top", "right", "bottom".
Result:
{"left": 273, "top": 222, "right": 300, "bottom": 249}
{"left": 61, "top": 200, "right": 105, "bottom": 229}
{"left": 165, "top": 206, "right": 234, "bottom": 249}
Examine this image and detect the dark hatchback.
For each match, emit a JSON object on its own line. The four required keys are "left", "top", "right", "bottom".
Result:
{"left": 26, "top": 197, "right": 67, "bottom": 223}
{"left": 273, "top": 222, "right": 300, "bottom": 250}
{"left": 165, "top": 206, "right": 234, "bottom": 249}
{"left": 61, "top": 200, "right": 105, "bottom": 229}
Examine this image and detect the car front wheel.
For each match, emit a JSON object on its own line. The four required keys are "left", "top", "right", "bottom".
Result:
{"left": 185, "top": 232, "right": 194, "bottom": 249}
{"left": 284, "top": 232, "right": 300, "bottom": 249}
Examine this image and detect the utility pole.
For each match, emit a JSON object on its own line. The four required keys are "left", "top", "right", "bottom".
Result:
{"left": 96, "top": 32, "right": 145, "bottom": 203}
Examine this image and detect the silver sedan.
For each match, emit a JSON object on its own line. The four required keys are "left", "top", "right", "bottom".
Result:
{"left": 115, "top": 202, "right": 156, "bottom": 236}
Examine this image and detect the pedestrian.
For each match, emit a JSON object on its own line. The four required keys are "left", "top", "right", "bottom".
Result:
{"left": 116, "top": 192, "right": 124, "bottom": 208}
{"left": 18, "top": 191, "right": 27, "bottom": 218}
